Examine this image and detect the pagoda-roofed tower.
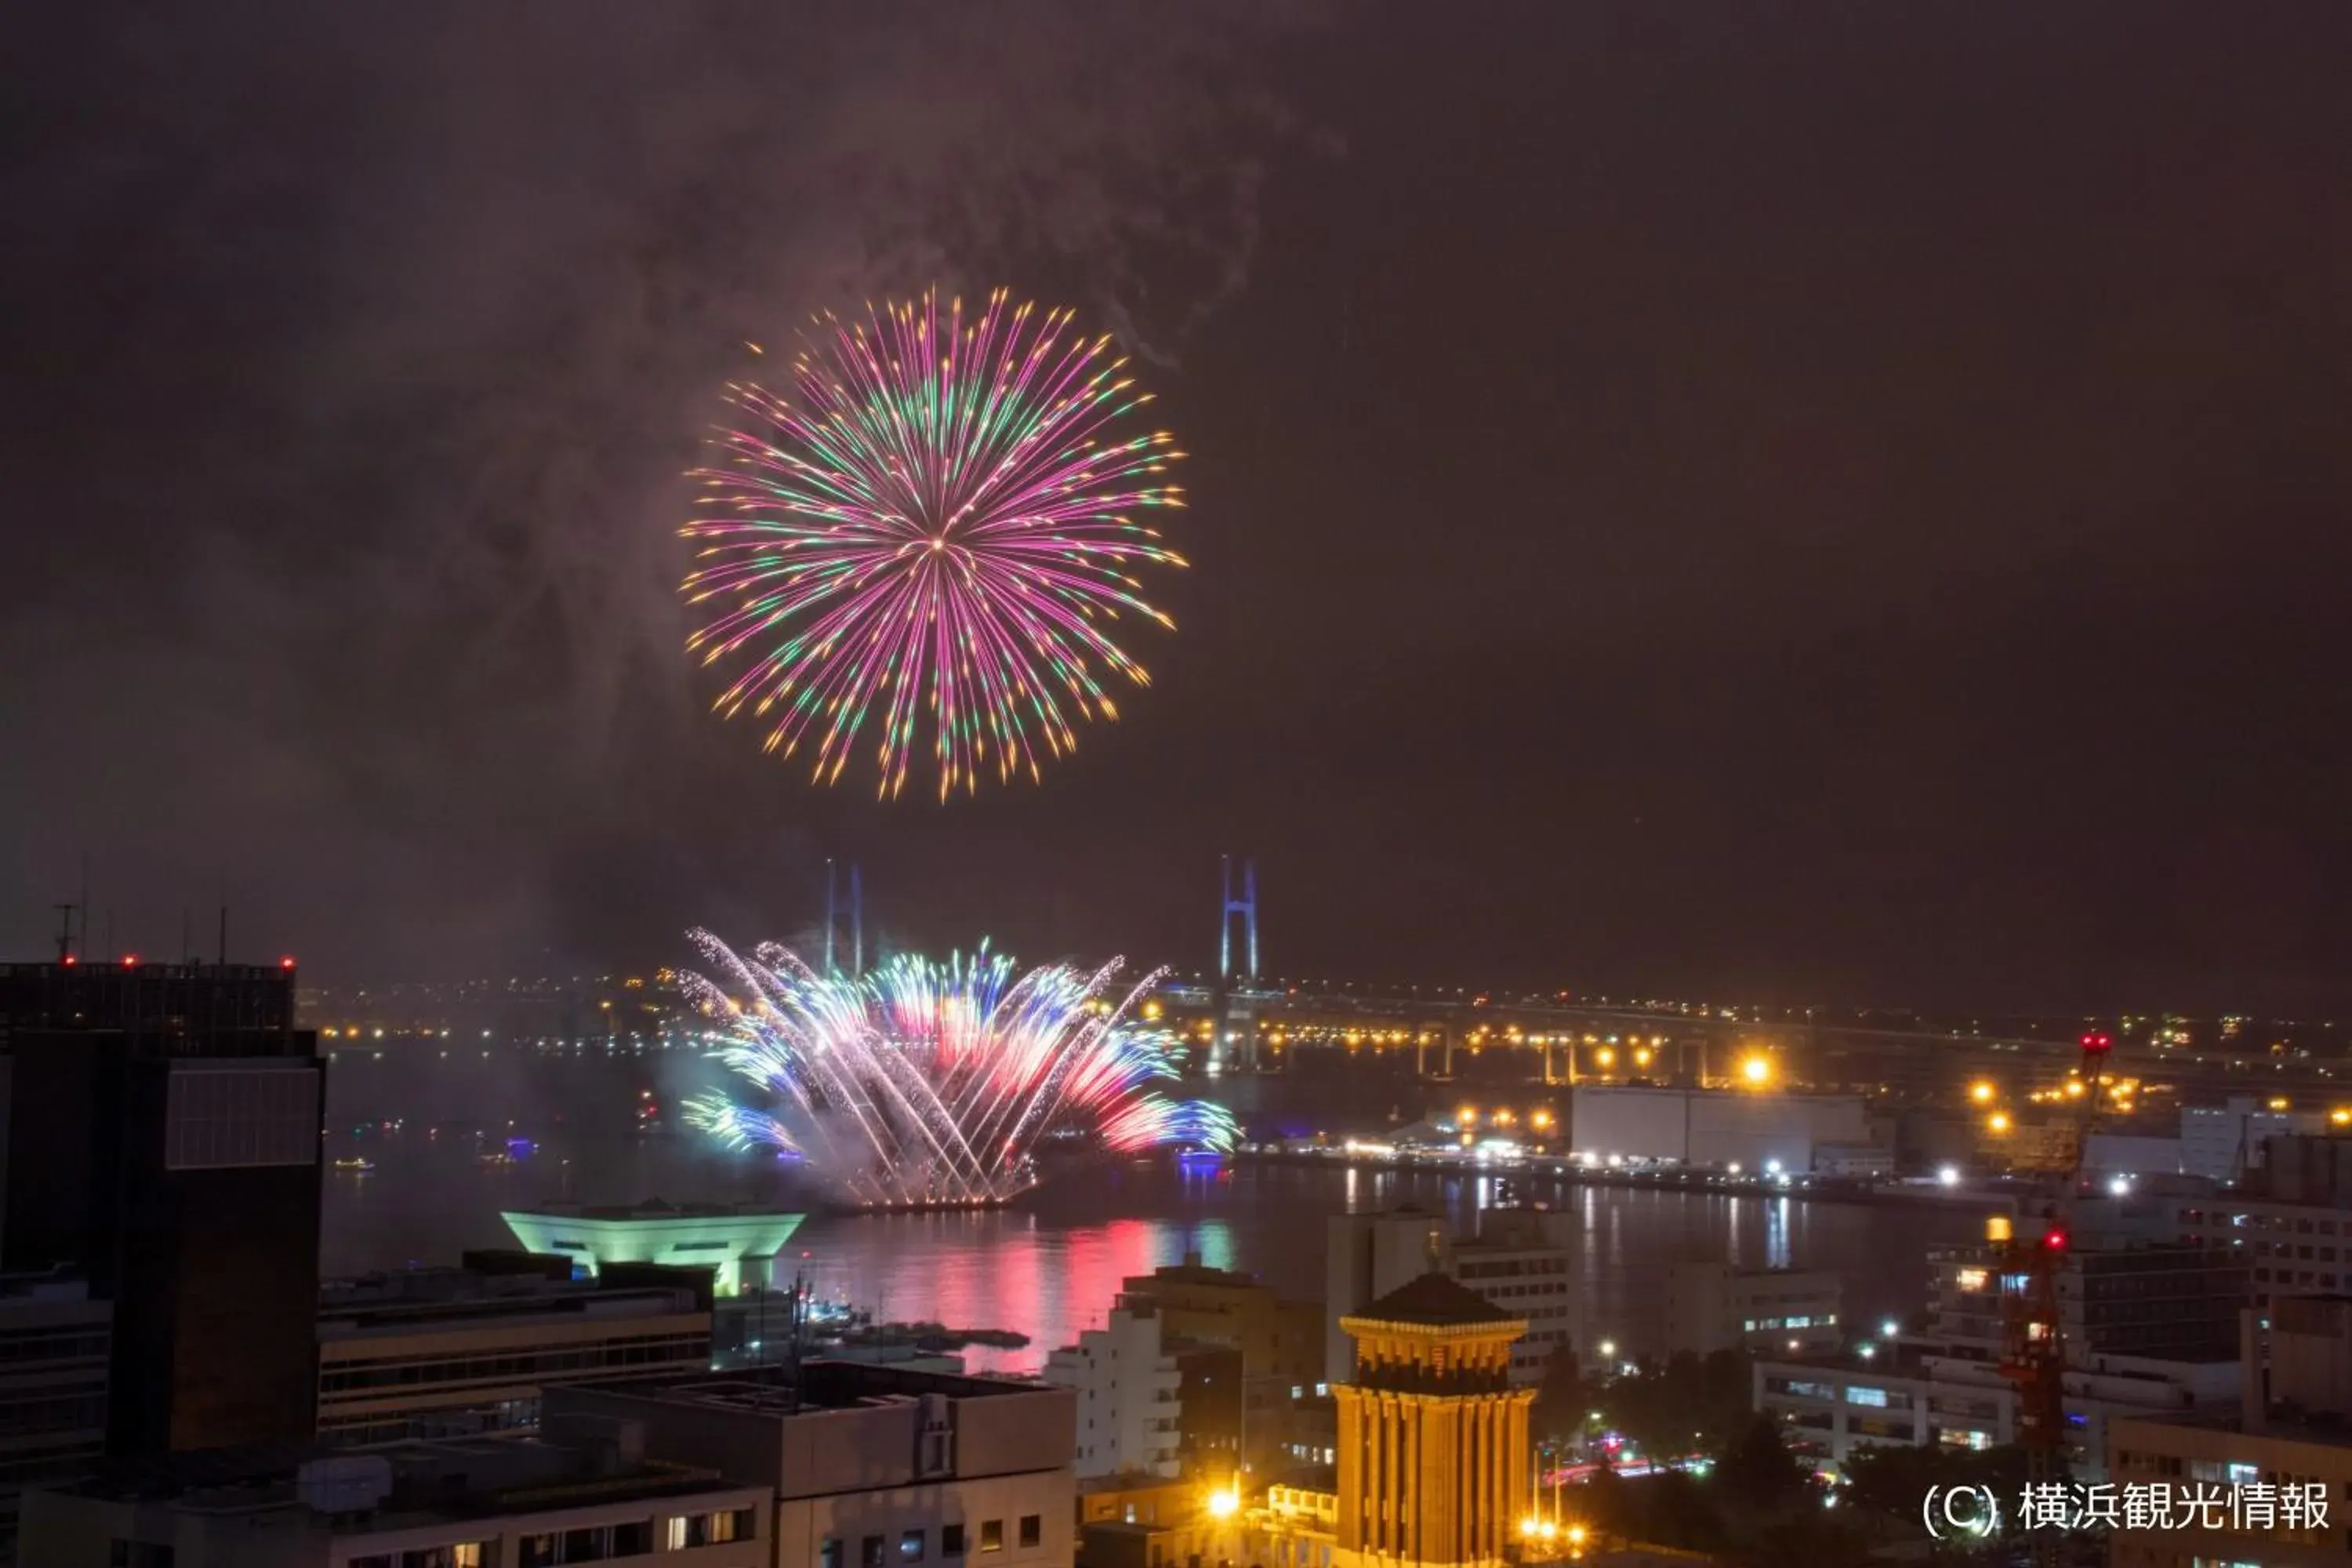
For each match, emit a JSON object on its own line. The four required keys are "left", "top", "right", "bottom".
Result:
{"left": 1334, "top": 1272, "right": 1534, "bottom": 1568}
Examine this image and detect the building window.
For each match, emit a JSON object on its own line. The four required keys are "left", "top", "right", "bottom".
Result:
{"left": 903, "top": 1530, "right": 927, "bottom": 1561}
{"left": 400, "top": 1548, "right": 488, "bottom": 1568}
{"left": 822, "top": 1538, "right": 844, "bottom": 1568}
{"left": 1020, "top": 1515, "right": 1043, "bottom": 1548}
{"left": 863, "top": 1535, "right": 887, "bottom": 1568}
{"left": 943, "top": 1525, "right": 967, "bottom": 1557}
{"left": 982, "top": 1519, "right": 1005, "bottom": 1553}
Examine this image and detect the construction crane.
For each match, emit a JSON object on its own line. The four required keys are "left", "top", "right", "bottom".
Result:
{"left": 1997, "top": 1030, "right": 2112, "bottom": 1566}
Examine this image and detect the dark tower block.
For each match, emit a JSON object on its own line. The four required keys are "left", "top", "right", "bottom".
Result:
{"left": 0, "top": 961, "right": 325, "bottom": 1454}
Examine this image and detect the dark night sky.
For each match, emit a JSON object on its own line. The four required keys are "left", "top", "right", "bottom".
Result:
{"left": 5, "top": 3, "right": 2349, "bottom": 1011}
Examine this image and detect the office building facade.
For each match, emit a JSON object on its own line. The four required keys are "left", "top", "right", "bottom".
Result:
{"left": 0, "top": 960, "right": 324, "bottom": 1454}
{"left": 1661, "top": 1261, "right": 1841, "bottom": 1359}
{"left": 546, "top": 1361, "right": 1077, "bottom": 1568}
{"left": 0, "top": 1271, "right": 108, "bottom": 1558}
{"left": 317, "top": 1255, "right": 713, "bottom": 1446}
{"left": 19, "top": 1424, "right": 771, "bottom": 1567}
{"left": 1450, "top": 1208, "right": 1580, "bottom": 1385}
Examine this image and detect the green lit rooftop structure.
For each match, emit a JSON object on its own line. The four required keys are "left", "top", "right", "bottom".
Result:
{"left": 499, "top": 1202, "right": 804, "bottom": 1297}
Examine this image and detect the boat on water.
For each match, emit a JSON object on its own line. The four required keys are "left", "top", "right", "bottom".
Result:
{"left": 332, "top": 1157, "right": 375, "bottom": 1174}
{"left": 823, "top": 1319, "right": 1030, "bottom": 1354}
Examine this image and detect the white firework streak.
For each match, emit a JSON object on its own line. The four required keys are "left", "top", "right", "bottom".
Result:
{"left": 681, "top": 931, "right": 1230, "bottom": 1206}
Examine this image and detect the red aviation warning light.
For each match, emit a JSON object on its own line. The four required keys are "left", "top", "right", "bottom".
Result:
{"left": 280, "top": 956, "right": 296, "bottom": 970}
{"left": 2044, "top": 1230, "right": 2067, "bottom": 1250}
{"left": 2080, "top": 1033, "right": 2113, "bottom": 1054}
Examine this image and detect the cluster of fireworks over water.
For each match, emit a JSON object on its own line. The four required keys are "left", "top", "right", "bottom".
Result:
{"left": 680, "top": 931, "right": 1235, "bottom": 1208}
{"left": 682, "top": 288, "right": 1186, "bottom": 801}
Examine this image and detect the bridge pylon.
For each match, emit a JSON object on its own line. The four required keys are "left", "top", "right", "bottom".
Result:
{"left": 1214, "top": 856, "right": 1261, "bottom": 1073}
{"left": 822, "top": 858, "right": 864, "bottom": 978}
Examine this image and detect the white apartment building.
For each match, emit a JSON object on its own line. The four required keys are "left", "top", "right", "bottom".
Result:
{"left": 1044, "top": 1301, "right": 1182, "bottom": 1479}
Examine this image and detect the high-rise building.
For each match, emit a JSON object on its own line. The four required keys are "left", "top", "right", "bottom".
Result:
{"left": 1323, "top": 1207, "right": 1451, "bottom": 1386}
{"left": 1923, "top": 1232, "right": 2245, "bottom": 1363}
{"left": 316, "top": 1253, "right": 714, "bottom": 1446}
{"left": 0, "top": 960, "right": 325, "bottom": 1454}
{"left": 1117, "top": 1255, "right": 1322, "bottom": 1479}
{"left": 1450, "top": 1208, "right": 1580, "bottom": 1386}
{"left": 1333, "top": 1274, "right": 1533, "bottom": 1568}
{"left": 1044, "top": 1300, "right": 1183, "bottom": 1480}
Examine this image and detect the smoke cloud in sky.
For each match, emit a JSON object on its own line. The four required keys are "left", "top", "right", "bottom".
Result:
{"left": 2, "top": 2, "right": 1324, "bottom": 973}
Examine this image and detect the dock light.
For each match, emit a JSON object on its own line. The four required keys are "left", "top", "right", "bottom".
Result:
{"left": 1969, "top": 1080, "right": 1995, "bottom": 1105}
{"left": 1936, "top": 1164, "right": 1962, "bottom": 1188}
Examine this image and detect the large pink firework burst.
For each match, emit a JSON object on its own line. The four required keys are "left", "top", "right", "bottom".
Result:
{"left": 682, "top": 289, "right": 1187, "bottom": 799}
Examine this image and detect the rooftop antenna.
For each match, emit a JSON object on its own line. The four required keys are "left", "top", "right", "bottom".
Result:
{"left": 52, "top": 902, "right": 77, "bottom": 963}
{"left": 218, "top": 903, "right": 228, "bottom": 968}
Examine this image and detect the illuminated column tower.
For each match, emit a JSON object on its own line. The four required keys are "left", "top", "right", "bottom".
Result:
{"left": 1334, "top": 1275, "right": 1534, "bottom": 1568}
